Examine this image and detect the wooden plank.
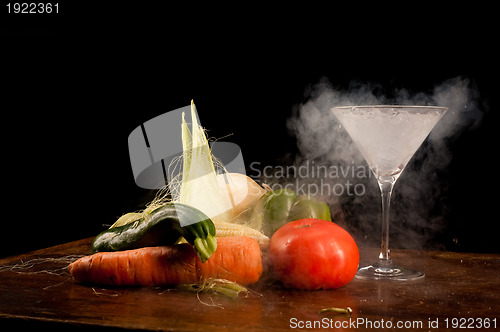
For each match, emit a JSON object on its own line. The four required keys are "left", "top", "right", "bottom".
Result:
{"left": 1, "top": 238, "right": 499, "bottom": 331}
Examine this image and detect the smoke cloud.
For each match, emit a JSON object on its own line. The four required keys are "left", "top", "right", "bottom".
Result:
{"left": 282, "top": 76, "right": 485, "bottom": 250}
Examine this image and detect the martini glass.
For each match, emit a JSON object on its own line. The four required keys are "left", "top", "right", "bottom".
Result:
{"left": 331, "top": 105, "right": 447, "bottom": 281}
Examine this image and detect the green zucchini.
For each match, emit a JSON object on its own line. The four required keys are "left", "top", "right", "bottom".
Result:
{"left": 91, "top": 203, "right": 217, "bottom": 262}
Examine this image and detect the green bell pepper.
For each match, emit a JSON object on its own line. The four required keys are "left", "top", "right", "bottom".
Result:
{"left": 252, "top": 188, "right": 332, "bottom": 236}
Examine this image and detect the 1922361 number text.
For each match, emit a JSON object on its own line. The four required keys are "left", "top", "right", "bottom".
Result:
{"left": 6, "top": 3, "right": 59, "bottom": 14}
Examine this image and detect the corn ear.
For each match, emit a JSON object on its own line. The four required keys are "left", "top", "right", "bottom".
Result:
{"left": 213, "top": 220, "right": 269, "bottom": 249}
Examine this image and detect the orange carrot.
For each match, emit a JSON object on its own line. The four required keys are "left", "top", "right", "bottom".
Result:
{"left": 68, "top": 236, "right": 262, "bottom": 286}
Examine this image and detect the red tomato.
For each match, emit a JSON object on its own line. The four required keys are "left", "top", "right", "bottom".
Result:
{"left": 269, "top": 218, "right": 359, "bottom": 290}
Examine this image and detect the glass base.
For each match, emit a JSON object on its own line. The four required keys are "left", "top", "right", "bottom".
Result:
{"left": 356, "top": 259, "right": 425, "bottom": 281}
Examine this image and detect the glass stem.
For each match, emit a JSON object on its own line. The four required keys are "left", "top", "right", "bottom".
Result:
{"left": 378, "top": 177, "right": 396, "bottom": 262}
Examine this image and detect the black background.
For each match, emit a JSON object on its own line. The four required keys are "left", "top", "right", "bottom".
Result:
{"left": 1, "top": 3, "right": 498, "bottom": 257}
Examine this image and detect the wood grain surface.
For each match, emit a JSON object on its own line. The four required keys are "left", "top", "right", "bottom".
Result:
{"left": 1, "top": 238, "right": 499, "bottom": 331}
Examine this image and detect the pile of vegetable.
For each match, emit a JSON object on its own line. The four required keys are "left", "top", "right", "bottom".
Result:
{"left": 69, "top": 101, "right": 359, "bottom": 291}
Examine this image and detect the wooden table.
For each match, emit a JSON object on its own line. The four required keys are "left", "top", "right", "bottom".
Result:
{"left": 1, "top": 238, "right": 499, "bottom": 331}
